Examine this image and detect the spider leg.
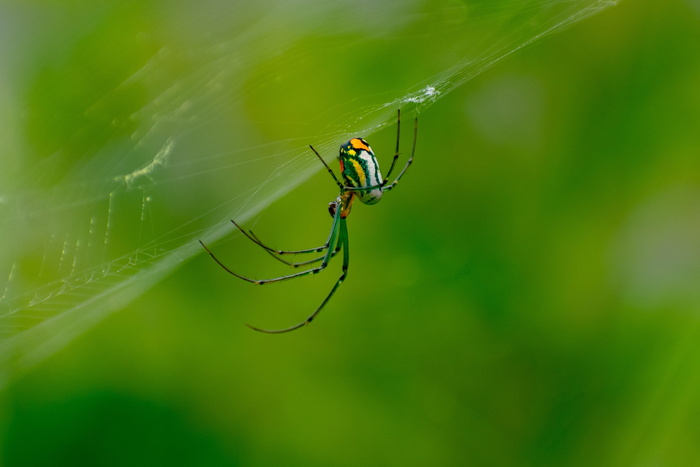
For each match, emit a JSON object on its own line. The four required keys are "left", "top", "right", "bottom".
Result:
{"left": 380, "top": 115, "right": 417, "bottom": 192}
{"left": 246, "top": 218, "right": 350, "bottom": 333}
{"left": 199, "top": 205, "right": 342, "bottom": 285}
{"left": 249, "top": 229, "right": 341, "bottom": 268}
{"left": 381, "top": 109, "right": 401, "bottom": 185}
{"left": 232, "top": 219, "right": 329, "bottom": 255}
{"left": 309, "top": 144, "right": 344, "bottom": 190}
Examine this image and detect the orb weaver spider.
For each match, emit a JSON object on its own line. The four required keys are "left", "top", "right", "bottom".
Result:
{"left": 199, "top": 109, "right": 417, "bottom": 333}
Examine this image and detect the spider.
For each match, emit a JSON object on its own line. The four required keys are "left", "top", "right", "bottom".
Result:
{"left": 199, "top": 109, "right": 417, "bottom": 333}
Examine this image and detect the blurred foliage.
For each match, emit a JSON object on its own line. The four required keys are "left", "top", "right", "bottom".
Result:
{"left": 2, "top": 0, "right": 700, "bottom": 466}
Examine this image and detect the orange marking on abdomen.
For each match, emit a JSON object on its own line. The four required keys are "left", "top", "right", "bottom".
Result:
{"left": 350, "top": 138, "right": 370, "bottom": 151}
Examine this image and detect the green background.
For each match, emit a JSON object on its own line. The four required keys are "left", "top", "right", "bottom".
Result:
{"left": 2, "top": 0, "right": 700, "bottom": 465}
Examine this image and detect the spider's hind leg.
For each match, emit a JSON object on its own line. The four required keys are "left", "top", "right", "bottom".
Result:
{"left": 245, "top": 218, "right": 350, "bottom": 333}
{"left": 248, "top": 230, "right": 341, "bottom": 268}
{"left": 232, "top": 219, "right": 329, "bottom": 256}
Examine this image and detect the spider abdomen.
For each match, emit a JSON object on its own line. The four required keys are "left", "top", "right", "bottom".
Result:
{"left": 339, "top": 138, "right": 383, "bottom": 205}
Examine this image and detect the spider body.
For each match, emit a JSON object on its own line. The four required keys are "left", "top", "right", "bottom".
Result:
{"left": 339, "top": 138, "right": 383, "bottom": 205}
{"left": 199, "top": 109, "right": 416, "bottom": 333}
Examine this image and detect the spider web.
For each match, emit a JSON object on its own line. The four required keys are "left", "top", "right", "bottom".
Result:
{"left": 0, "top": 0, "right": 617, "bottom": 383}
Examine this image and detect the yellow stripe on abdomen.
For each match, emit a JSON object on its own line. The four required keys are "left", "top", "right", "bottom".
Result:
{"left": 350, "top": 159, "right": 366, "bottom": 186}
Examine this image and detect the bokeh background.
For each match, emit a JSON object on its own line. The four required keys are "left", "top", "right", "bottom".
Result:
{"left": 2, "top": 0, "right": 700, "bottom": 465}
